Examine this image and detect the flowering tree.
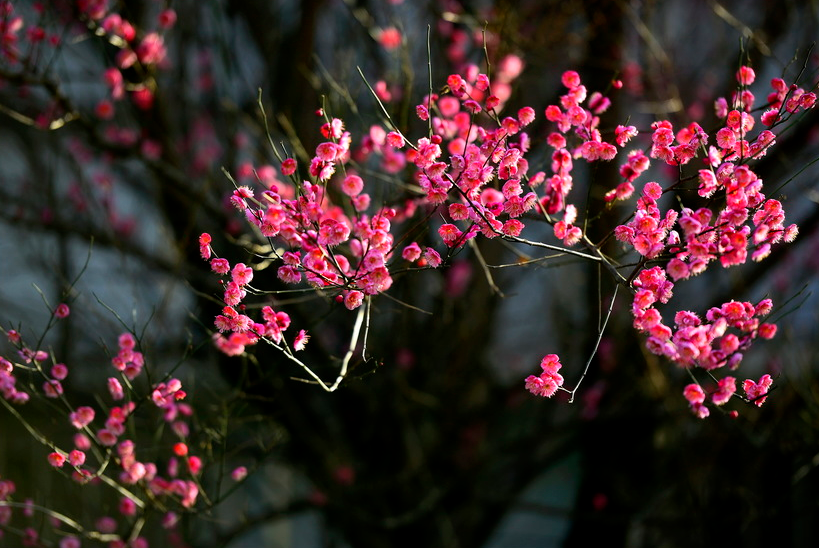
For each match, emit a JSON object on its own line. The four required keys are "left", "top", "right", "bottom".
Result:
{"left": 1, "top": 1, "right": 819, "bottom": 547}
{"left": 203, "top": 63, "right": 811, "bottom": 418}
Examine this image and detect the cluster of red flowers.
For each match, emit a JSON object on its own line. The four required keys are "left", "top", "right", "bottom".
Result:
{"left": 1, "top": 320, "right": 209, "bottom": 547}
{"left": 206, "top": 62, "right": 813, "bottom": 420}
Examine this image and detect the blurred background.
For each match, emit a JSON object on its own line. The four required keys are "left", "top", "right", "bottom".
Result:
{"left": 1, "top": 0, "right": 818, "bottom": 546}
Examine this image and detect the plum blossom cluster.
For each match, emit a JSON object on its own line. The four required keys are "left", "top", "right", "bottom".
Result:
{"left": 78, "top": 1, "right": 177, "bottom": 115}
{"left": 394, "top": 66, "right": 805, "bottom": 413}
{"left": 200, "top": 114, "right": 459, "bottom": 357}
{"left": 683, "top": 372, "right": 774, "bottom": 419}
{"left": 207, "top": 64, "right": 589, "bottom": 371}
{"left": 409, "top": 67, "right": 613, "bottom": 250}
{"left": 201, "top": 235, "right": 313, "bottom": 357}
{"left": 524, "top": 355, "right": 565, "bottom": 398}
{"left": 1, "top": 323, "right": 75, "bottom": 403}
{"left": 207, "top": 58, "right": 809, "bottom": 417}
{"left": 631, "top": 266, "right": 779, "bottom": 414}
{"left": 1, "top": 322, "right": 206, "bottom": 547}
{"left": 0, "top": 473, "right": 14, "bottom": 536}
{"left": 387, "top": 68, "right": 755, "bottom": 404}
{"left": 1, "top": 1, "right": 175, "bottom": 127}
{"left": 610, "top": 66, "right": 812, "bottom": 416}
{"left": 1, "top": 1, "right": 62, "bottom": 67}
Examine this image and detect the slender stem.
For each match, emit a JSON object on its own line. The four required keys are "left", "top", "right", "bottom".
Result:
{"left": 506, "top": 234, "right": 603, "bottom": 261}
{"left": 0, "top": 501, "right": 120, "bottom": 542}
{"left": 567, "top": 283, "right": 619, "bottom": 403}
{"left": 426, "top": 25, "right": 433, "bottom": 136}
{"left": 357, "top": 67, "right": 418, "bottom": 152}
{"left": 362, "top": 296, "right": 371, "bottom": 360}
{"left": 336, "top": 302, "right": 367, "bottom": 389}
{"left": 468, "top": 239, "right": 505, "bottom": 297}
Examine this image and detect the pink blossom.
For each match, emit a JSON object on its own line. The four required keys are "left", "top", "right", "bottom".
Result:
{"left": 716, "top": 127, "right": 736, "bottom": 149}
{"left": 102, "top": 14, "right": 135, "bottom": 41}
{"left": 158, "top": 8, "right": 177, "bottom": 29}
{"left": 352, "top": 193, "right": 371, "bottom": 212}
{"left": 59, "top": 536, "right": 81, "bottom": 548}
{"left": 525, "top": 375, "right": 559, "bottom": 398}
{"left": 463, "top": 99, "right": 481, "bottom": 113}
{"left": 743, "top": 374, "right": 773, "bottom": 406}
{"left": 561, "top": 70, "right": 581, "bottom": 88}
{"left": 344, "top": 290, "right": 364, "bottom": 310}
{"left": 43, "top": 379, "right": 63, "bottom": 398}
{"left": 438, "top": 223, "right": 463, "bottom": 246}
{"left": 211, "top": 258, "right": 230, "bottom": 274}
{"left": 54, "top": 303, "right": 70, "bottom": 318}
{"left": 402, "top": 242, "right": 422, "bottom": 262}
{"left": 547, "top": 133, "right": 567, "bottom": 149}
{"left": 588, "top": 91, "right": 611, "bottom": 114}
{"left": 386, "top": 131, "right": 404, "bottom": 148}
{"left": 711, "top": 376, "right": 736, "bottom": 405}
{"left": 691, "top": 403, "right": 710, "bottom": 419}
{"left": 117, "top": 332, "right": 136, "bottom": 350}
{"left": 68, "top": 450, "right": 86, "bottom": 467}
{"left": 281, "top": 158, "right": 297, "bottom": 176}
{"left": 108, "top": 377, "right": 124, "bottom": 400}
{"left": 136, "top": 32, "right": 166, "bottom": 65}
{"left": 447, "top": 74, "right": 465, "bottom": 93}
{"left": 615, "top": 125, "right": 638, "bottom": 147}
{"left": 758, "top": 323, "right": 777, "bottom": 339}
{"left": 50, "top": 363, "right": 68, "bottom": 380}
{"left": 278, "top": 265, "right": 302, "bottom": 284}
{"left": 736, "top": 66, "right": 755, "bottom": 86}
{"left": 162, "top": 512, "right": 180, "bottom": 529}
{"left": 97, "top": 428, "right": 118, "bottom": 446}
{"left": 69, "top": 406, "right": 95, "bottom": 429}
{"left": 231, "top": 263, "right": 254, "bottom": 286}
{"left": 318, "top": 219, "right": 351, "bottom": 246}
{"left": 131, "top": 85, "right": 154, "bottom": 110}
{"left": 525, "top": 354, "right": 565, "bottom": 397}
{"left": 188, "top": 456, "right": 203, "bottom": 475}
{"left": 315, "top": 142, "right": 340, "bottom": 162}
{"left": 643, "top": 182, "right": 663, "bottom": 200}
{"left": 517, "top": 107, "right": 535, "bottom": 126}
{"left": 119, "top": 497, "right": 137, "bottom": 516}
{"left": 230, "top": 186, "right": 254, "bottom": 210}
{"left": 714, "top": 97, "right": 729, "bottom": 118}
{"left": 293, "top": 330, "right": 310, "bottom": 351}
{"left": 96, "top": 516, "right": 117, "bottom": 534}
{"left": 754, "top": 299, "right": 773, "bottom": 316}
{"left": 341, "top": 175, "right": 364, "bottom": 196}
{"left": 378, "top": 27, "right": 402, "bottom": 50}
{"left": 502, "top": 219, "right": 524, "bottom": 236}
{"left": 74, "top": 433, "right": 91, "bottom": 451}
{"left": 48, "top": 452, "right": 66, "bottom": 468}
{"left": 199, "top": 233, "right": 212, "bottom": 259}
{"left": 423, "top": 247, "right": 442, "bottom": 268}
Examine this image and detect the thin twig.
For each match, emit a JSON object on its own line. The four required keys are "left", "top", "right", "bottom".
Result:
{"left": 567, "top": 283, "right": 619, "bottom": 403}
{"left": 426, "top": 25, "right": 433, "bottom": 136}
{"left": 362, "top": 296, "right": 371, "bottom": 360}
{"left": 506, "top": 234, "right": 603, "bottom": 261}
{"left": 468, "top": 239, "right": 505, "bottom": 297}
{"left": 0, "top": 501, "right": 119, "bottom": 542}
{"left": 356, "top": 67, "right": 418, "bottom": 152}
{"left": 336, "top": 301, "right": 367, "bottom": 389}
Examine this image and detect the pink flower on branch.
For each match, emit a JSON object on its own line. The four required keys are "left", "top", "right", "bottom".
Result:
{"left": 743, "top": 374, "right": 773, "bottom": 407}
{"left": 193, "top": 58, "right": 808, "bottom": 412}
{"left": 526, "top": 354, "right": 565, "bottom": 398}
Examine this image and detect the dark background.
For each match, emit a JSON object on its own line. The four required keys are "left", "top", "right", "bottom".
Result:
{"left": 1, "top": 1, "right": 818, "bottom": 546}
